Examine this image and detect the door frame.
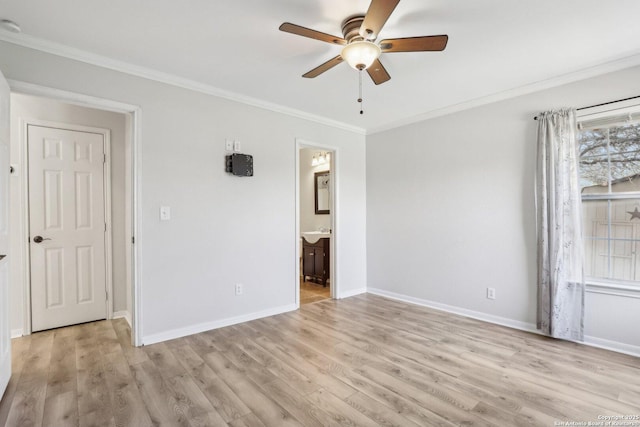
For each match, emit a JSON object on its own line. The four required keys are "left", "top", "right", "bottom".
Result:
{"left": 295, "top": 138, "right": 338, "bottom": 306}
{"left": 22, "top": 119, "right": 113, "bottom": 332}
{"left": 8, "top": 80, "right": 143, "bottom": 346}
{"left": 0, "top": 70, "right": 11, "bottom": 403}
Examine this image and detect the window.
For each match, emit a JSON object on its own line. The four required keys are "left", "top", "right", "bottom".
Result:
{"left": 579, "top": 108, "right": 640, "bottom": 286}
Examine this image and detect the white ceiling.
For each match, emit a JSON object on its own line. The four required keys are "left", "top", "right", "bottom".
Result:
{"left": 1, "top": 0, "right": 640, "bottom": 133}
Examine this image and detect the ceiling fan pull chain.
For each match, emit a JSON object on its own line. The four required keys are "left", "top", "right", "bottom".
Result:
{"left": 358, "top": 69, "right": 364, "bottom": 115}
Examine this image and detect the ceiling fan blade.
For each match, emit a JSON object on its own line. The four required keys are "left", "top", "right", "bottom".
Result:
{"left": 379, "top": 35, "right": 448, "bottom": 52}
{"left": 359, "top": 0, "right": 400, "bottom": 40}
{"left": 302, "top": 56, "right": 344, "bottom": 78}
{"left": 279, "top": 22, "right": 346, "bottom": 45}
{"left": 367, "top": 58, "right": 391, "bottom": 85}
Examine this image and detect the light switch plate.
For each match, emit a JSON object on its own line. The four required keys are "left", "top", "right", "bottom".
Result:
{"left": 225, "top": 139, "right": 233, "bottom": 151}
{"left": 160, "top": 206, "right": 171, "bottom": 221}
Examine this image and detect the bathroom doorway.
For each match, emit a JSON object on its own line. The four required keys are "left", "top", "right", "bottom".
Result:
{"left": 297, "top": 145, "right": 334, "bottom": 305}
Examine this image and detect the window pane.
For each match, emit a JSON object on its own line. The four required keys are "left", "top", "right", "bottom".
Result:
{"left": 579, "top": 123, "right": 640, "bottom": 192}
{"left": 582, "top": 200, "right": 610, "bottom": 279}
{"left": 579, "top": 129, "right": 609, "bottom": 191}
{"left": 582, "top": 199, "right": 640, "bottom": 281}
{"left": 608, "top": 123, "right": 640, "bottom": 192}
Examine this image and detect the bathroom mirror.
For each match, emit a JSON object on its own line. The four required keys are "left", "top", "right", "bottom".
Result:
{"left": 314, "top": 171, "right": 330, "bottom": 214}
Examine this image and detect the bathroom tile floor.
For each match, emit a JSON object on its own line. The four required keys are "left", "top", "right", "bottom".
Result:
{"left": 300, "top": 279, "right": 330, "bottom": 305}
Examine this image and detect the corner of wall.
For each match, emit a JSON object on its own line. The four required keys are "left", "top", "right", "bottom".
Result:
{"left": 113, "top": 310, "right": 132, "bottom": 328}
{"left": 337, "top": 288, "right": 367, "bottom": 299}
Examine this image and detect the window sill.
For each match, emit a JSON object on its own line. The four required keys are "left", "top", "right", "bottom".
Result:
{"left": 586, "top": 280, "right": 640, "bottom": 299}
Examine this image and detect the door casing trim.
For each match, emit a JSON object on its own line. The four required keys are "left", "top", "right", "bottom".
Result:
{"left": 8, "top": 79, "right": 143, "bottom": 346}
{"left": 295, "top": 138, "right": 338, "bottom": 307}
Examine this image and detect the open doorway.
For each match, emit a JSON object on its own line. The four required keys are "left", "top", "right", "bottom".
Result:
{"left": 298, "top": 146, "right": 334, "bottom": 305}
{"left": 7, "top": 89, "right": 138, "bottom": 343}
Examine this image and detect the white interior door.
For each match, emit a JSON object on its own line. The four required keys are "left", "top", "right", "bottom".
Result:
{"left": 28, "top": 124, "right": 107, "bottom": 332}
{"left": 0, "top": 71, "right": 11, "bottom": 399}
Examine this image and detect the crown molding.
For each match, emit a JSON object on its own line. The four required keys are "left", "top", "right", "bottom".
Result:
{"left": 2, "top": 30, "right": 639, "bottom": 137}
{"left": 367, "top": 51, "right": 640, "bottom": 135}
{"left": 0, "top": 31, "right": 366, "bottom": 135}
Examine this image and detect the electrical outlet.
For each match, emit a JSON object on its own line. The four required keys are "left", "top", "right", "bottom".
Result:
{"left": 487, "top": 287, "right": 496, "bottom": 300}
{"left": 235, "top": 283, "right": 243, "bottom": 296}
{"left": 233, "top": 140, "right": 241, "bottom": 152}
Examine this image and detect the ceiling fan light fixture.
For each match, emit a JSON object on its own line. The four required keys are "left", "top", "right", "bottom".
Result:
{"left": 341, "top": 41, "right": 381, "bottom": 70}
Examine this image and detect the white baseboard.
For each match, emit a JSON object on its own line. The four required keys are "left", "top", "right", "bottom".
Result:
{"left": 10, "top": 329, "right": 23, "bottom": 339}
{"left": 366, "top": 288, "right": 640, "bottom": 358}
{"left": 337, "top": 287, "right": 367, "bottom": 299}
{"left": 367, "top": 287, "right": 538, "bottom": 333}
{"left": 584, "top": 335, "right": 640, "bottom": 358}
{"left": 113, "top": 310, "right": 132, "bottom": 328}
{"left": 142, "top": 303, "right": 298, "bottom": 346}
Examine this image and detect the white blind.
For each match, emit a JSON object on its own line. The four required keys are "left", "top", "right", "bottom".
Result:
{"left": 578, "top": 100, "right": 640, "bottom": 130}
{"left": 579, "top": 112, "right": 640, "bottom": 130}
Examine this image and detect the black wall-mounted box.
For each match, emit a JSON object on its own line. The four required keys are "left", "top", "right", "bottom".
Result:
{"left": 225, "top": 153, "right": 253, "bottom": 176}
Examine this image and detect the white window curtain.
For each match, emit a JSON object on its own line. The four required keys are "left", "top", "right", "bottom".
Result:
{"left": 536, "top": 108, "right": 585, "bottom": 341}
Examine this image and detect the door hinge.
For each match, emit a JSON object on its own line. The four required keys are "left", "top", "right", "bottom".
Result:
{"left": 132, "top": 236, "right": 135, "bottom": 244}
{"left": 105, "top": 290, "right": 108, "bottom": 301}
{"left": 104, "top": 222, "right": 107, "bottom": 232}
{"left": 104, "top": 153, "right": 106, "bottom": 163}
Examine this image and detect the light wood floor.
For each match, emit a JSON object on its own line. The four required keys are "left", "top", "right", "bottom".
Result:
{"left": 1, "top": 294, "right": 639, "bottom": 427}
{"left": 300, "top": 280, "right": 331, "bottom": 305}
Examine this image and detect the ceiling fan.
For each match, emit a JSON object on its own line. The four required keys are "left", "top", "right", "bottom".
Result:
{"left": 279, "top": 0, "right": 448, "bottom": 86}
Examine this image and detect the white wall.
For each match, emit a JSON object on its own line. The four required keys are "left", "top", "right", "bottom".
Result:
{"left": 6, "top": 38, "right": 634, "bottom": 355}
{"left": 0, "top": 41, "right": 367, "bottom": 343}
{"left": 299, "top": 147, "right": 330, "bottom": 233}
{"left": 367, "top": 65, "right": 640, "bottom": 354}
{"left": 8, "top": 93, "right": 128, "bottom": 334}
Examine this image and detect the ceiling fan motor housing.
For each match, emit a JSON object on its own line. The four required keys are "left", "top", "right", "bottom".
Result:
{"left": 341, "top": 15, "right": 367, "bottom": 42}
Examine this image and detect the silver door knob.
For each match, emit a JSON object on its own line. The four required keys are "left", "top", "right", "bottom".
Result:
{"left": 33, "top": 236, "right": 51, "bottom": 243}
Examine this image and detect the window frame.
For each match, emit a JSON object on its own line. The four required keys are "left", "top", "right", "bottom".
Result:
{"left": 577, "top": 101, "right": 640, "bottom": 295}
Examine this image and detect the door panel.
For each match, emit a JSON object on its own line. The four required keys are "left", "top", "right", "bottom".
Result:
{"left": 303, "top": 246, "right": 315, "bottom": 276}
{"left": 314, "top": 247, "right": 325, "bottom": 276}
{"left": 0, "top": 71, "right": 10, "bottom": 399}
{"left": 28, "top": 125, "right": 107, "bottom": 332}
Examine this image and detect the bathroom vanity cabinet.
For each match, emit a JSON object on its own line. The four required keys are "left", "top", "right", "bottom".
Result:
{"left": 302, "top": 237, "right": 330, "bottom": 287}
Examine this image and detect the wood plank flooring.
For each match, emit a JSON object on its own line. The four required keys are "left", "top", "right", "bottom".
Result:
{"left": 1, "top": 294, "right": 639, "bottom": 426}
